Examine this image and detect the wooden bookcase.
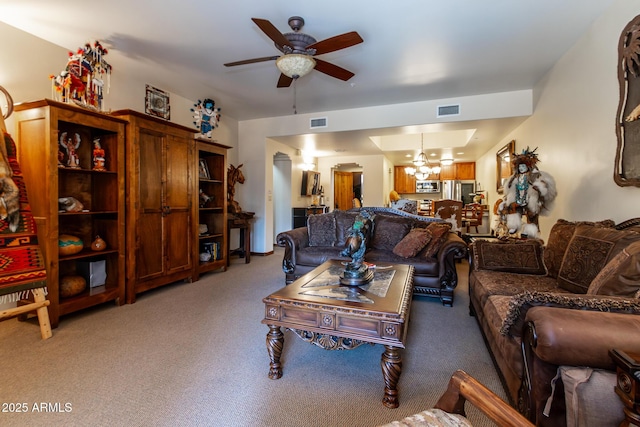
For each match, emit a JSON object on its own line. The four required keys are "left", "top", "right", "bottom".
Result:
{"left": 13, "top": 99, "right": 126, "bottom": 328}
{"left": 195, "top": 138, "right": 230, "bottom": 279}
{"left": 111, "top": 110, "right": 196, "bottom": 303}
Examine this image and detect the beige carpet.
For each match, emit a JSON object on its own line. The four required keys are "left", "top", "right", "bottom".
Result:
{"left": 0, "top": 248, "right": 506, "bottom": 427}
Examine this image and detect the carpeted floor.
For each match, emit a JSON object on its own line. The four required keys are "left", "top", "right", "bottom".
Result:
{"left": 0, "top": 247, "right": 506, "bottom": 427}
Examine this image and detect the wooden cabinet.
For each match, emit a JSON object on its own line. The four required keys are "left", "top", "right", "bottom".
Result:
{"left": 439, "top": 165, "right": 456, "bottom": 180}
{"left": 456, "top": 162, "right": 476, "bottom": 180}
{"left": 394, "top": 166, "right": 416, "bottom": 193}
{"left": 195, "top": 138, "right": 229, "bottom": 279}
{"left": 439, "top": 162, "right": 476, "bottom": 180}
{"left": 111, "top": 110, "right": 196, "bottom": 303}
{"left": 13, "top": 99, "right": 126, "bottom": 327}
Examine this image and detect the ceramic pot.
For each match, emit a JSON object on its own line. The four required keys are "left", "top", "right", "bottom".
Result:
{"left": 60, "top": 275, "right": 86, "bottom": 298}
{"left": 58, "top": 234, "right": 83, "bottom": 256}
{"left": 91, "top": 235, "right": 107, "bottom": 251}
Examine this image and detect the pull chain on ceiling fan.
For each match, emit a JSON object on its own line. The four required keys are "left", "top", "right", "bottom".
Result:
{"left": 224, "top": 16, "right": 363, "bottom": 88}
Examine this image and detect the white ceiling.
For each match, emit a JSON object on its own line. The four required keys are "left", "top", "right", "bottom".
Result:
{"left": 0, "top": 0, "right": 615, "bottom": 165}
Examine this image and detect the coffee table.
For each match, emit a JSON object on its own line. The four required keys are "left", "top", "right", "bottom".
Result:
{"left": 262, "top": 259, "right": 415, "bottom": 408}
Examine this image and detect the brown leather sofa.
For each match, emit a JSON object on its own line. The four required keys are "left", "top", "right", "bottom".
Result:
{"left": 276, "top": 207, "right": 468, "bottom": 306}
{"left": 468, "top": 218, "right": 640, "bottom": 426}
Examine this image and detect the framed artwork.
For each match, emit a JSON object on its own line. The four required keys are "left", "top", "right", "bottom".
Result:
{"left": 199, "top": 159, "right": 210, "bottom": 179}
{"left": 301, "top": 171, "right": 321, "bottom": 196}
{"left": 496, "top": 140, "right": 515, "bottom": 194}
{"left": 145, "top": 84, "right": 170, "bottom": 120}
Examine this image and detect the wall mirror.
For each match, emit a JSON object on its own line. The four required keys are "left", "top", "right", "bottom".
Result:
{"left": 496, "top": 140, "right": 515, "bottom": 194}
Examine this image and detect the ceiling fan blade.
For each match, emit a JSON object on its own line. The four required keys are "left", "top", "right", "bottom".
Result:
{"left": 252, "top": 18, "right": 292, "bottom": 50}
{"left": 277, "top": 73, "right": 293, "bottom": 88}
{"left": 307, "top": 31, "right": 363, "bottom": 56}
{"left": 224, "top": 56, "right": 279, "bottom": 67}
{"left": 314, "top": 59, "right": 355, "bottom": 81}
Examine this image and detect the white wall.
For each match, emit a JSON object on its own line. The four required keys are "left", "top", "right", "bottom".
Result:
{"left": 475, "top": 0, "right": 640, "bottom": 242}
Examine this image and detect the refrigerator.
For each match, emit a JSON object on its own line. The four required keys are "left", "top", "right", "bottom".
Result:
{"left": 441, "top": 180, "right": 476, "bottom": 205}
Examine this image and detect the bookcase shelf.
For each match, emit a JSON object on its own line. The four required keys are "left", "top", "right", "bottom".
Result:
{"left": 195, "top": 138, "right": 230, "bottom": 278}
{"left": 13, "top": 99, "right": 126, "bottom": 328}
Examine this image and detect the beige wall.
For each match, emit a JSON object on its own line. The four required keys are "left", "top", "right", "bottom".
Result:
{"left": 475, "top": 0, "right": 640, "bottom": 242}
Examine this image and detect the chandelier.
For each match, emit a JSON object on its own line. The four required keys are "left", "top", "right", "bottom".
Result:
{"left": 404, "top": 134, "right": 441, "bottom": 180}
{"left": 276, "top": 54, "right": 316, "bottom": 79}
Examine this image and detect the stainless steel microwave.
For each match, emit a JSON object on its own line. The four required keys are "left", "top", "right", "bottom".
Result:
{"left": 416, "top": 180, "right": 440, "bottom": 193}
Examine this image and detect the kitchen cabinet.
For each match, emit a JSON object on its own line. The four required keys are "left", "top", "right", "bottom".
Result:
{"left": 439, "top": 162, "right": 476, "bottom": 180}
{"left": 456, "top": 162, "right": 476, "bottom": 180}
{"left": 13, "top": 99, "right": 126, "bottom": 327}
{"left": 111, "top": 110, "right": 196, "bottom": 303}
{"left": 394, "top": 166, "right": 416, "bottom": 193}
{"left": 195, "top": 138, "right": 229, "bottom": 279}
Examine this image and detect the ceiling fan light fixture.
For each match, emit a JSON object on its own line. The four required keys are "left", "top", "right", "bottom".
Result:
{"left": 276, "top": 54, "right": 316, "bottom": 79}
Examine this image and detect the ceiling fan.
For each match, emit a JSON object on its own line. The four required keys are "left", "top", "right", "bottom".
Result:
{"left": 224, "top": 16, "right": 363, "bottom": 88}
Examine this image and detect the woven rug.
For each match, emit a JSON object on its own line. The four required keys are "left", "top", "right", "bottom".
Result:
{"left": 0, "top": 132, "right": 47, "bottom": 303}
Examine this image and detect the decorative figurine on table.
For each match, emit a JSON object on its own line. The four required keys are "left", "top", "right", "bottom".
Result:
{"left": 496, "top": 147, "right": 557, "bottom": 239}
{"left": 92, "top": 138, "right": 106, "bottom": 171}
{"left": 227, "top": 164, "right": 245, "bottom": 213}
{"left": 191, "top": 98, "right": 221, "bottom": 138}
{"left": 340, "top": 211, "right": 376, "bottom": 286}
{"left": 59, "top": 132, "right": 81, "bottom": 169}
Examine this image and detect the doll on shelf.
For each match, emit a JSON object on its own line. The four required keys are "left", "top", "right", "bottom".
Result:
{"left": 92, "top": 138, "right": 106, "bottom": 171}
{"left": 60, "top": 132, "right": 81, "bottom": 169}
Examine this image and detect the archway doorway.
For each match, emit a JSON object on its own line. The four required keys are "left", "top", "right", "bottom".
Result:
{"left": 273, "top": 152, "right": 292, "bottom": 239}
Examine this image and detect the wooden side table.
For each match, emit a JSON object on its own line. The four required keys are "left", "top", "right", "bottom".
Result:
{"left": 610, "top": 349, "right": 640, "bottom": 426}
{"left": 227, "top": 212, "right": 254, "bottom": 266}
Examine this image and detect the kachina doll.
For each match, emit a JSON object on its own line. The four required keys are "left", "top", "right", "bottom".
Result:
{"left": 496, "top": 147, "right": 557, "bottom": 239}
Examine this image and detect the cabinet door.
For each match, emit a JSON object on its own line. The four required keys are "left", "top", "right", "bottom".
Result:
{"left": 137, "top": 129, "right": 165, "bottom": 281}
{"left": 439, "top": 165, "right": 455, "bottom": 180}
{"left": 456, "top": 162, "right": 476, "bottom": 180}
{"left": 165, "top": 134, "right": 192, "bottom": 274}
{"left": 394, "top": 166, "right": 416, "bottom": 193}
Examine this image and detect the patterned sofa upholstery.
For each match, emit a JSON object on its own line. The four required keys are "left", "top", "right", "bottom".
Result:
{"left": 276, "top": 207, "right": 468, "bottom": 306}
{"left": 468, "top": 218, "right": 640, "bottom": 426}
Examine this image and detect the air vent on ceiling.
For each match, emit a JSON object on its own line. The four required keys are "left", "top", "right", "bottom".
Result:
{"left": 437, "top": 104, "right": 460, "bottom": 117}
{"left": 310, "top": 117, "right": 328, "bottom": 129}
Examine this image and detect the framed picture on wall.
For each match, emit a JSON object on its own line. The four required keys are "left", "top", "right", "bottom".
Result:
{"left": 145, "top": 84, "right": 170, "bottom": 120}
{"left": 301, "top": 171, "right": 321, "bottom": 196}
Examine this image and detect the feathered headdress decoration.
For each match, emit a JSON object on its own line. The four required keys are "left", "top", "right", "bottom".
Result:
{"left": 511, "top": 146, "right": 540, "bottom": 170}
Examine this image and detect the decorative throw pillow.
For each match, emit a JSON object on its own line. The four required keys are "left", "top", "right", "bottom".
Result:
{"left": 334, "top": 210, "right": 358, "bottom": 247}
{"left": 472, "top": 239, "right": 547, "bottom": 275}
{"left": 543, "top": 219, "right": 615, "bottom": 279}
{"left": 392, "top": 228, "right": 432, "bottom": 258}
{"left": 421, "top": 222, "right": 452, "bottom": 258}
{"left": 587, "top": 240, "right": 640, "bottom": 298}
{"left": 307, "top": 213, "right": 336, "bottom": 247}
{"left": 557, "top": 225, "right": 640, "bottom": 293}
{"left": 499, "top": 290, "right": 640, "bottom": 337}
{"left": 369, "top": 215, "right": 413, "bottom": 251}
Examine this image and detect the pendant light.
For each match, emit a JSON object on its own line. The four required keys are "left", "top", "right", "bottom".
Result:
{"left": 407, "top": 134, "right": 441, "bottom": 179}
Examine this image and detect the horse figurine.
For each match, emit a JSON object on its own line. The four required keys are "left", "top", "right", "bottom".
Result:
{"left": 227, "top": 163, "right": 245, "bottom": 213}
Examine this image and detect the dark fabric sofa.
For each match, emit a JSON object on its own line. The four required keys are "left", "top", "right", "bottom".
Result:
{"left": 276, "top": 207, "right": 468, "bottom": 306}
{"left": 468, "top": 218, "right": 640, "bottom": 427}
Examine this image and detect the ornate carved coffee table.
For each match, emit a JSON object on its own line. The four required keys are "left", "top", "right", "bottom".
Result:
{"left": 262, "top": 259, "right": 414, "bottom": 408}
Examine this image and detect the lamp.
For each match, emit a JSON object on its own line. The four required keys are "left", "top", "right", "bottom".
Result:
{"left": 276, "top": 54, "right": 316, "bottom": 79}
{"left": 407, "top": 134, "right": 441, "bottom": 179}
{"left": 440, "top": 158, "right": 454, "bottom": 166}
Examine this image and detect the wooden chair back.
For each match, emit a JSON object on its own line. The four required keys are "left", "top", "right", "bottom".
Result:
{"left": 462, "top": 203, "right": 485, "bottom": 233}
{"left": 433, "top": 199, "right": 463, "bottom": 232}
